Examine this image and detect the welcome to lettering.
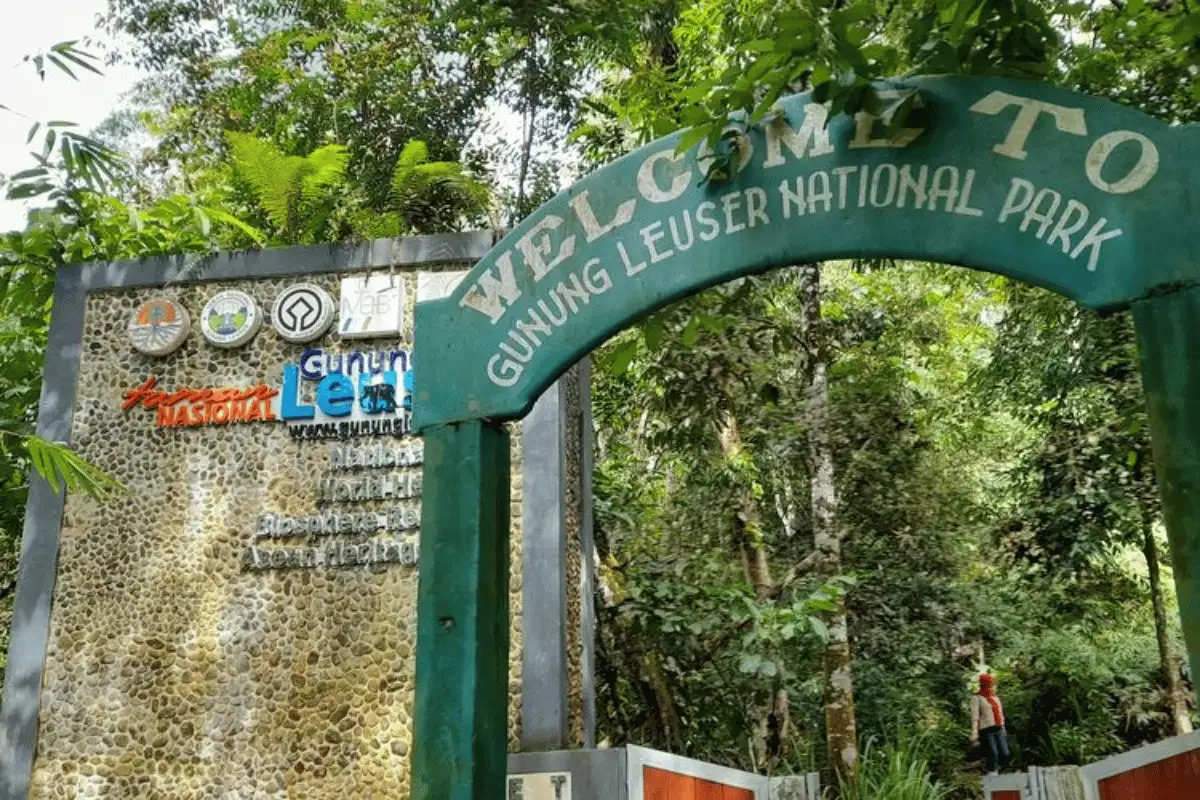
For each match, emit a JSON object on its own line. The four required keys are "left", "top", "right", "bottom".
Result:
{"left": 459, "top": 88, "right": 1159, "bottom": 330}
{"left": 412, "top": 76, "right": 1195, "bottom": 430}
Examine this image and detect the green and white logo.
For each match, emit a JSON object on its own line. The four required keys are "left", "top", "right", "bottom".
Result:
{"left": 201, "top": 289, "right": 263, "bottom": 348}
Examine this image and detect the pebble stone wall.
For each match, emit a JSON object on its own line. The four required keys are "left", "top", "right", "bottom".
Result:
{"left": 561, "top": 365, "right": 585, "bottom": 749}
{"left": 27, "top": 268, "right": 525, "bottom": 798}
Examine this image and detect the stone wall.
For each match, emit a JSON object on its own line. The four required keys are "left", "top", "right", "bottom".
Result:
{"left": 27, "top": 269, "right": 526, "bottom": 798}
{"left": 561, "top": 364, "right": 586, "bottom": 749}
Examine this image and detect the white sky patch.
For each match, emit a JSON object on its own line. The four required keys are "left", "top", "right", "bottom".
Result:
{"left": 0, "top": 0, "right": 140, "bottom": 232}
{"left": 467, "top": 95, "right": 582, "bottom": 223}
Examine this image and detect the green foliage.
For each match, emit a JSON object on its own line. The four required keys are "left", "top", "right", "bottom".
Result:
{"left": 390, "top": 141, "right": 492, "bottom": 224}
{"left": 0, "top": 252, "right": 55, "bottom": 670}
{"left": 3, "top": 41, "right": 122, "bottom": 199}
{"left": 837, "top": 733, "right": 951, "bottom": 800}
{"left": 578, "top": 0, "right": 1200, "bottom": 180}
{"left": 225, "top": 132, "right": 491, "bottom": 242}
{"left": 104, "top": 0, "right": 501, "bottom": 217}
{"left": 978, "top": 564, "right": 1183, "bottom": 765}
{"left": 593, "top": 261, "right": 1193, "bottom": 790}
{"left": 655, "top": 0, "right": 1064, "bottom": 175}
{"left": 226, "top": 132, "right": 350, "bottom": 242}
{"left": 594, "top": 264, "right": 1009, "bottom": 777}
{"left": 977, "top": 283, "right": 1155, "bottom": 571}
{"left": 23, "top": 436, "right": 123, "bottom": 499}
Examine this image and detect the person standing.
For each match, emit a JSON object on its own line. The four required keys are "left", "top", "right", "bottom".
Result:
{"left": 971, "top": 673, "right": 1011, "bottom": 774}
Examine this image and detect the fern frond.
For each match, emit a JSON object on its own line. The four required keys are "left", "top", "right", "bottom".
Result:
{"left": 390, "top": 139, "right": 492, "bottom": 222}
{"left": 226, "top": 132, "right": 349, "bottom": 236}
{"left": 396, "top": 140, "right": 430, "bottom": 170}
{"left": 300, "top": 144, "right": 350, "bottom": 204}
{"left": 226, "top": 131, "right": 300, "bottom": 230}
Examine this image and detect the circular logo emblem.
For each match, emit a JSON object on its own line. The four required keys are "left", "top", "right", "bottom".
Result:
{"left": 271, "top": 283, "right": 335, "bottom": 343}
{"left": 200, "top": 290, "right": 262, "bottom": 348}
{"left": 128, "top": 298, "right": 190, "bottom": 356}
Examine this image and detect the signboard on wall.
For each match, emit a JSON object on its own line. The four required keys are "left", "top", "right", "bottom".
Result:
{"left": 339, "top": 274, "right": 405, "bottom": 338}
{"left": 0, "top": 254, "right": 549, "bottom": 800}
{"left": 114, "top": 275, "right": 429, "bottom": 574}
{"left": 508, "top": 772, "right": 572, "bottom": 800}
{"left": 0, "top": 234, "right": 591, "bottom": 800}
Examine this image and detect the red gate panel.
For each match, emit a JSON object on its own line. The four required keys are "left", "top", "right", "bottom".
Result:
{"left": 991, "top": 792, "right": 1022, "bottom": 800}
{"left": 643, "top": 766, "right": 755, "bottom": 800}
{"left": 1098, "top": 748, "right": 1200, "bottom": 800}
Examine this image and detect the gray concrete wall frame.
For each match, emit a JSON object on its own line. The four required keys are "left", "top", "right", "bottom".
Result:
{"left": 0, "top": 231, "right": 590, "bottom": 800}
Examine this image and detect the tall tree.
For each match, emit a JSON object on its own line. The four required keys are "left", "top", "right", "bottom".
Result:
{"left": 1142, "top": 504, "right": 1193, "bottom": 734}
{"left": 799, "top": 263, "right": 858, "bottom": 776}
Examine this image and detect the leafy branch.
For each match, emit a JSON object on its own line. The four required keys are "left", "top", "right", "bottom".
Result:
{"left": 390, "top": 140, "right": 494, "bottom": 228}
{"left": 676, "top": 0, "right": 1063, "bottom": 179}
{"left": 228, "top": 132, "right": 492, "bottom": 242}
{"left": 3, "top": 40, "right": 123, "bottom": 200}
{"left": 226, "top": 132, "right": 350, "bottom": 241}
{"left": 0, "top": 432, "right": 124, "bottom": 499}
{"left": 21, "top": 40, "right": 105, "bottom": 82}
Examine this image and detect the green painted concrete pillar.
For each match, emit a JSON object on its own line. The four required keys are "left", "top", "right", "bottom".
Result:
{"left": 411, "top": 420, "right": 511, "bottom": 800}
{"left": 1133, "top": 288, "right": 1200, "bottom": 679}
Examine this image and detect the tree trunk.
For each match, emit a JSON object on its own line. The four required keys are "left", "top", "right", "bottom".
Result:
{"left": 718, "top": 410, "right": 789, "bottom": 767}
{"left": 514, "top": 40, "right": 539, "bottom": 222}
{"left": 1143, "top": 514, "right": 1194, "bottom": 734}
{"left": 798, "top": 263, "right": 859, "bottom": 777}
{"left": 594, "top": 546, "right": 687, "bottom": 752}
{"left": 749, "top": 687, "right": 792, "bottom": 772}
{"left": 646, "top": 0, "right": 680, "bottom": 72}
{"left": 719, "top": 411, "right": 773, "bottom": 599}
{"left": 642, "top": 651, "right": 686, "bottom": 752}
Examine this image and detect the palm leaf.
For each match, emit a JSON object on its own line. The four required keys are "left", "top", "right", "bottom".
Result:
{"left": 25, "top": 435, "right": 124, "bottom": 499}
{"left": 200, "top": 205, "right": 266, "bottom": 245}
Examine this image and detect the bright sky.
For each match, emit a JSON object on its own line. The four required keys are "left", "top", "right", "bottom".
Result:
{"left": 0, "top": 1, "right": 563, "bottom": 234}
{"left": 0, "top": 0, "right": 140, "bottom": 232}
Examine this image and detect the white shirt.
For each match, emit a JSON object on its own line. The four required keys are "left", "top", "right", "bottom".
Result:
{"left": 972, "top": 694, "right": 1004, "bottom": 732}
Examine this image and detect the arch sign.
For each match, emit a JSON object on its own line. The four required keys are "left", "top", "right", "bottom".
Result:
{"left": 408, "top": 76, "right": 1200, "bottom": 800}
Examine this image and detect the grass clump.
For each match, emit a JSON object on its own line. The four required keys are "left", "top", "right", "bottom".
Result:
{"left": 835, "top": 731, "right": 951, "bottom": 800}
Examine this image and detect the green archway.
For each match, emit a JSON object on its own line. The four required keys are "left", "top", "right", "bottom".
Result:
{"left": 409, "top": 76, "right": 1200, "bottom": 799}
